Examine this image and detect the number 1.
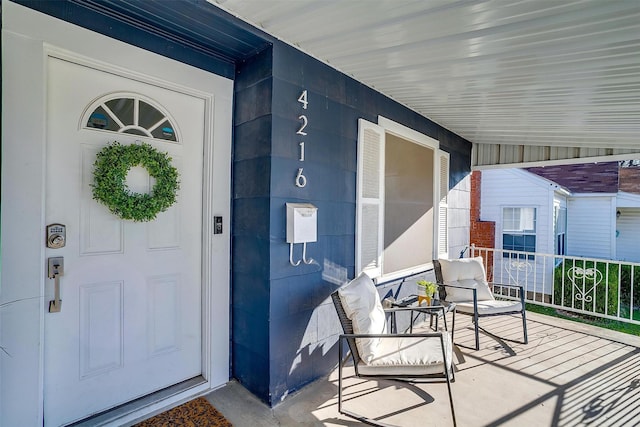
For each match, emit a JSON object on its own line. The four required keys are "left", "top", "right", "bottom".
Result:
{"left": 299, "top": 142, "right": 305, "bottom": 161}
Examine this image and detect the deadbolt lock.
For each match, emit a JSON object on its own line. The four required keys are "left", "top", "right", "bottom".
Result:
{"left": 46, "top": 223, "right": 66, "bottom": 249}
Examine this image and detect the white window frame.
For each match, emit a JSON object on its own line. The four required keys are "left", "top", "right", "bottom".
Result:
{"left": 82, "top": 93, "right": 181, "bottom": 142}
{"left": 356, "top": 116, "right": 449, "bottom": 282}
{"left": 502, "top": 206, "right": 537, "bottom": 255}
{"left": 554, "top": 205, "right": 567, "bottom": 256}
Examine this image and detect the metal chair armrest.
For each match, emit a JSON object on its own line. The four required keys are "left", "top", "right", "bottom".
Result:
{"left": 489, "top": 283, "right": 526, "bottom": 308}
{"left": 489, "top": 282, "right": 525, "bottom": 291}
{"left": 384, "top": 306, "right": 445, "bottom": 314}
{"left": 340, "top": 332, "right": 446, "bottom": 339}
{"left": 438, "top": 283, "right": 471, "bottom": 290}
{"left": 438, "top": 284, "right": 478, "bottom": 305}
{"left": 385, "top": 306, "right": 426, "bottom": 313}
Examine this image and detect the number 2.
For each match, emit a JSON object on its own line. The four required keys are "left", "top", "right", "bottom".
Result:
{"left": 297, "top": 115, "right": 308, "bottom": 136}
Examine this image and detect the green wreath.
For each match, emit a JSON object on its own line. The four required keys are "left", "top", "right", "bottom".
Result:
{"left": 92, "top": 142, "right": 180, "bottom": 222}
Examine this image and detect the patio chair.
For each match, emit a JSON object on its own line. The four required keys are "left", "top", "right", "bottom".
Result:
{"left": 331, "top": 272, "right": 456, "bottom": 426}
{"left": 433, "top": 257, "right": 528, "bottom": 351}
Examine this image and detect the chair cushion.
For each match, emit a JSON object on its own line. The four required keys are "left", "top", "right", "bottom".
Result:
{"left": 358, "top": 332, "right": 452, "bottom": 376}
{"left": 455, "top": 300, "right": 523, "bottom": 315}
{"left": 338, "top": 273, "right": 387, "bottom": 363}
{"left": 439, "top": 257, "right": 494, "bottom": 302}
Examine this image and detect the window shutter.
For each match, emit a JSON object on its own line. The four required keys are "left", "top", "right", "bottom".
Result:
{"left": 437, "top": 151, "right": 450, "bottom": 259}
{"left": 356, "top": 119, "right": 385, "bottom": 278}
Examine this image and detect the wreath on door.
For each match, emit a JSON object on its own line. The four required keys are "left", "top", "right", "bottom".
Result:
{"left": 92, "top": 142, "right": 179, "bottom": 222}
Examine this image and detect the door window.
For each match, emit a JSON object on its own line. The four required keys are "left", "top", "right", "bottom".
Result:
{"left": 85, "top": 94, "right": 179, "bottom": 142}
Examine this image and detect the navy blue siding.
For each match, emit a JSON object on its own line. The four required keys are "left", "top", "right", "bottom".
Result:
{"left": 245, "top": 41, "right": 472, "bottom": 404}
{"left": 232, "top": 47, "right": 274, "bottom": 399}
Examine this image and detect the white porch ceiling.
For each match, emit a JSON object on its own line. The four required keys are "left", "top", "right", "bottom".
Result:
{"left": 213, "top": 0, "right": 640, "bottom": 165}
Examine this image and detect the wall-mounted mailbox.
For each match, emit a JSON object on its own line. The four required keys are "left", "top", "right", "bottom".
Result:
{"left": 286, "top": 203, "right": 317, "bottom": 266}
{"left": 286, "top": 203, "right": 317, "bottom": 244}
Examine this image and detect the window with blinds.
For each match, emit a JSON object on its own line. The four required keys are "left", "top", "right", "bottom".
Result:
{"left": 356, "top": 118, "right": 449, "bottom": 281}
{"left": 503, "top": 207, "right": 537, "bottom": 260}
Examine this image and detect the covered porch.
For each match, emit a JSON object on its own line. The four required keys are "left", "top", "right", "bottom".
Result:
{"left": 3, "top": 1, "right": 640, "bottom": 425}
{"left": 206, "top": 310, "right": 640, "bottom": 426}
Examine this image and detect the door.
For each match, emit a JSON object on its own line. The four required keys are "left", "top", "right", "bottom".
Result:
{"left": 44, "top": 57, "right": 206, "bottom": 425}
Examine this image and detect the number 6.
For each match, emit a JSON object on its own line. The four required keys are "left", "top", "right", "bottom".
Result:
{"left": 295, "top": 168, "right": 307, "bottom": 188}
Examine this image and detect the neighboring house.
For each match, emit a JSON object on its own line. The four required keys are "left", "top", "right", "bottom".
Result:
{"left": 475, "top": 169, "right": 569, "bottom": 296}
{"left": 566, "top": 191, "right": 640, "bottom": 262}
{"left": 616, "top": 192, "right": 640, "bottom": 262}
{"left": 527, "top": 162, "right": 640, "bottom": 263}
{"left": 474, "top": 162, "right": 640, "bottom": 297}
{"left": 566, "top": 194, "right": 617, "bottom": 260}
{"left": 1, "top": 2, "right": 472, "bottom": 426}
{"left": 616, "top": 162, "right": 640, "bottom": 262}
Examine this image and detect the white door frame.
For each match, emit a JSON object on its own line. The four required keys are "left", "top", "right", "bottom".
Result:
{"left": 1, "top": 3, "right": 232, "bottom": 425}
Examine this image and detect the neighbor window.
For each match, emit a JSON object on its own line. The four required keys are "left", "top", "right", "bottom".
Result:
{"left": 554, "top": 206, "right": 567, "bottom": 256}
{"left": 503, "top": 207, "right": 536, "bottom": 259}
{"left": 356, "top": 118, "right": 449, "bottom": 281}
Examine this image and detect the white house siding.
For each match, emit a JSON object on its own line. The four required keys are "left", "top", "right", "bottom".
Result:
{"left": 553, "top": 195, "right": 568, "bottom": 252}
{"left": 567, "top": 196, "right": 616, "bottom": 259}
{"left": 481, "top": 169, "right": 553, "bottom": 254}
{"left": 480, "top": 169, "right": 555, "bottom": 294}
{"left": 555, "top": 194, "right": 568, "bottom": 211}
{"left": 553, "top": 194, "right": 568, "bottom": 235}
{"left": 616, "top": 208, "right": 640, "bottom": 262}
{"left": 448, "top": 174, "right": 471, "bottom": 259}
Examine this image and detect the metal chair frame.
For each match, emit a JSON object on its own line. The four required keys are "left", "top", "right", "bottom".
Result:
{"left": 433, "top": 259, "right": 528, "bottom": 350}
{"left": 331, "top": 291, "right": 456, "bottom": 426}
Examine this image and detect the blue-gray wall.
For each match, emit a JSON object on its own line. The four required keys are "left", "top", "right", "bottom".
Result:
{"left": 232, "top": 46, "right": 274, "bottom": 400}
{"left": 232, "top": 41, "right": 472, "bottom": 405}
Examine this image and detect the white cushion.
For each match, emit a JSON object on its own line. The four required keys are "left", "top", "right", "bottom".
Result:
{"left": 358, "top": 333, "right": 452, "bottom": 376}
{"left": 455, "top": 300, "right": 523, "bottom": 315}
{"left": 338, "top": 273, "right": 387, "bottom": 363}
{"left": 439, "top": 257, "right": 494, "bottom": 302}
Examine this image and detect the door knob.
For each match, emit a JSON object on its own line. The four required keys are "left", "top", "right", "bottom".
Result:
{"left": 48, "top": 257, "right": 64, "bottom": 313}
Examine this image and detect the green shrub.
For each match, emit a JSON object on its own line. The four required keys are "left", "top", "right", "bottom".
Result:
{"left": 553, "top": 259, "right": 621, "bottom": 316}
{"left": 553, "top": 259, "right": 640, "bottom": 321}
{"left": 619, "top": 264, "right": 640, "bottom": 314}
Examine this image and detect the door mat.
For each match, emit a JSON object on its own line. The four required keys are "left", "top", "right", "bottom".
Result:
{"left": 134, "top": 397, "right": 233, "bottom": 427}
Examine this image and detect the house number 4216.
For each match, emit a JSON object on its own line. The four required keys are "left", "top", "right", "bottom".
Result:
{"left": 296, "top": 90, "right": 308, "bottom": 188}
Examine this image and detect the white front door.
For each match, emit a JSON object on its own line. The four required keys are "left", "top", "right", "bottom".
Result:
{"left": 44, "top": 57, "right": 206, "bottom": 426}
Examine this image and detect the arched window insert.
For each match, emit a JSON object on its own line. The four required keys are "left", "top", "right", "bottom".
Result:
{"left": 84, "top": 95, "right": 179, "bottom": 142}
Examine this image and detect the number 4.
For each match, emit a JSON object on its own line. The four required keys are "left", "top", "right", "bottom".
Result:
{"left": 298, "top": 90, "right": 308, "bottom": 110}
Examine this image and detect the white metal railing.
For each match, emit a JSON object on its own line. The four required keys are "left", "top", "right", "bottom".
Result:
{"left": 468, "top": 245, "right": 640, "bottom": 325}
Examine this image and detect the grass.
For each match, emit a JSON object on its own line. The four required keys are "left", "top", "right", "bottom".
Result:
{"left": 526, "top": 303, "right": 640, "bottom": 336}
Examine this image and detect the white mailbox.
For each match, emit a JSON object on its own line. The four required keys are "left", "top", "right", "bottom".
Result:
{"left": 286, "top": 203, "right": 317, "bottom": 244}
